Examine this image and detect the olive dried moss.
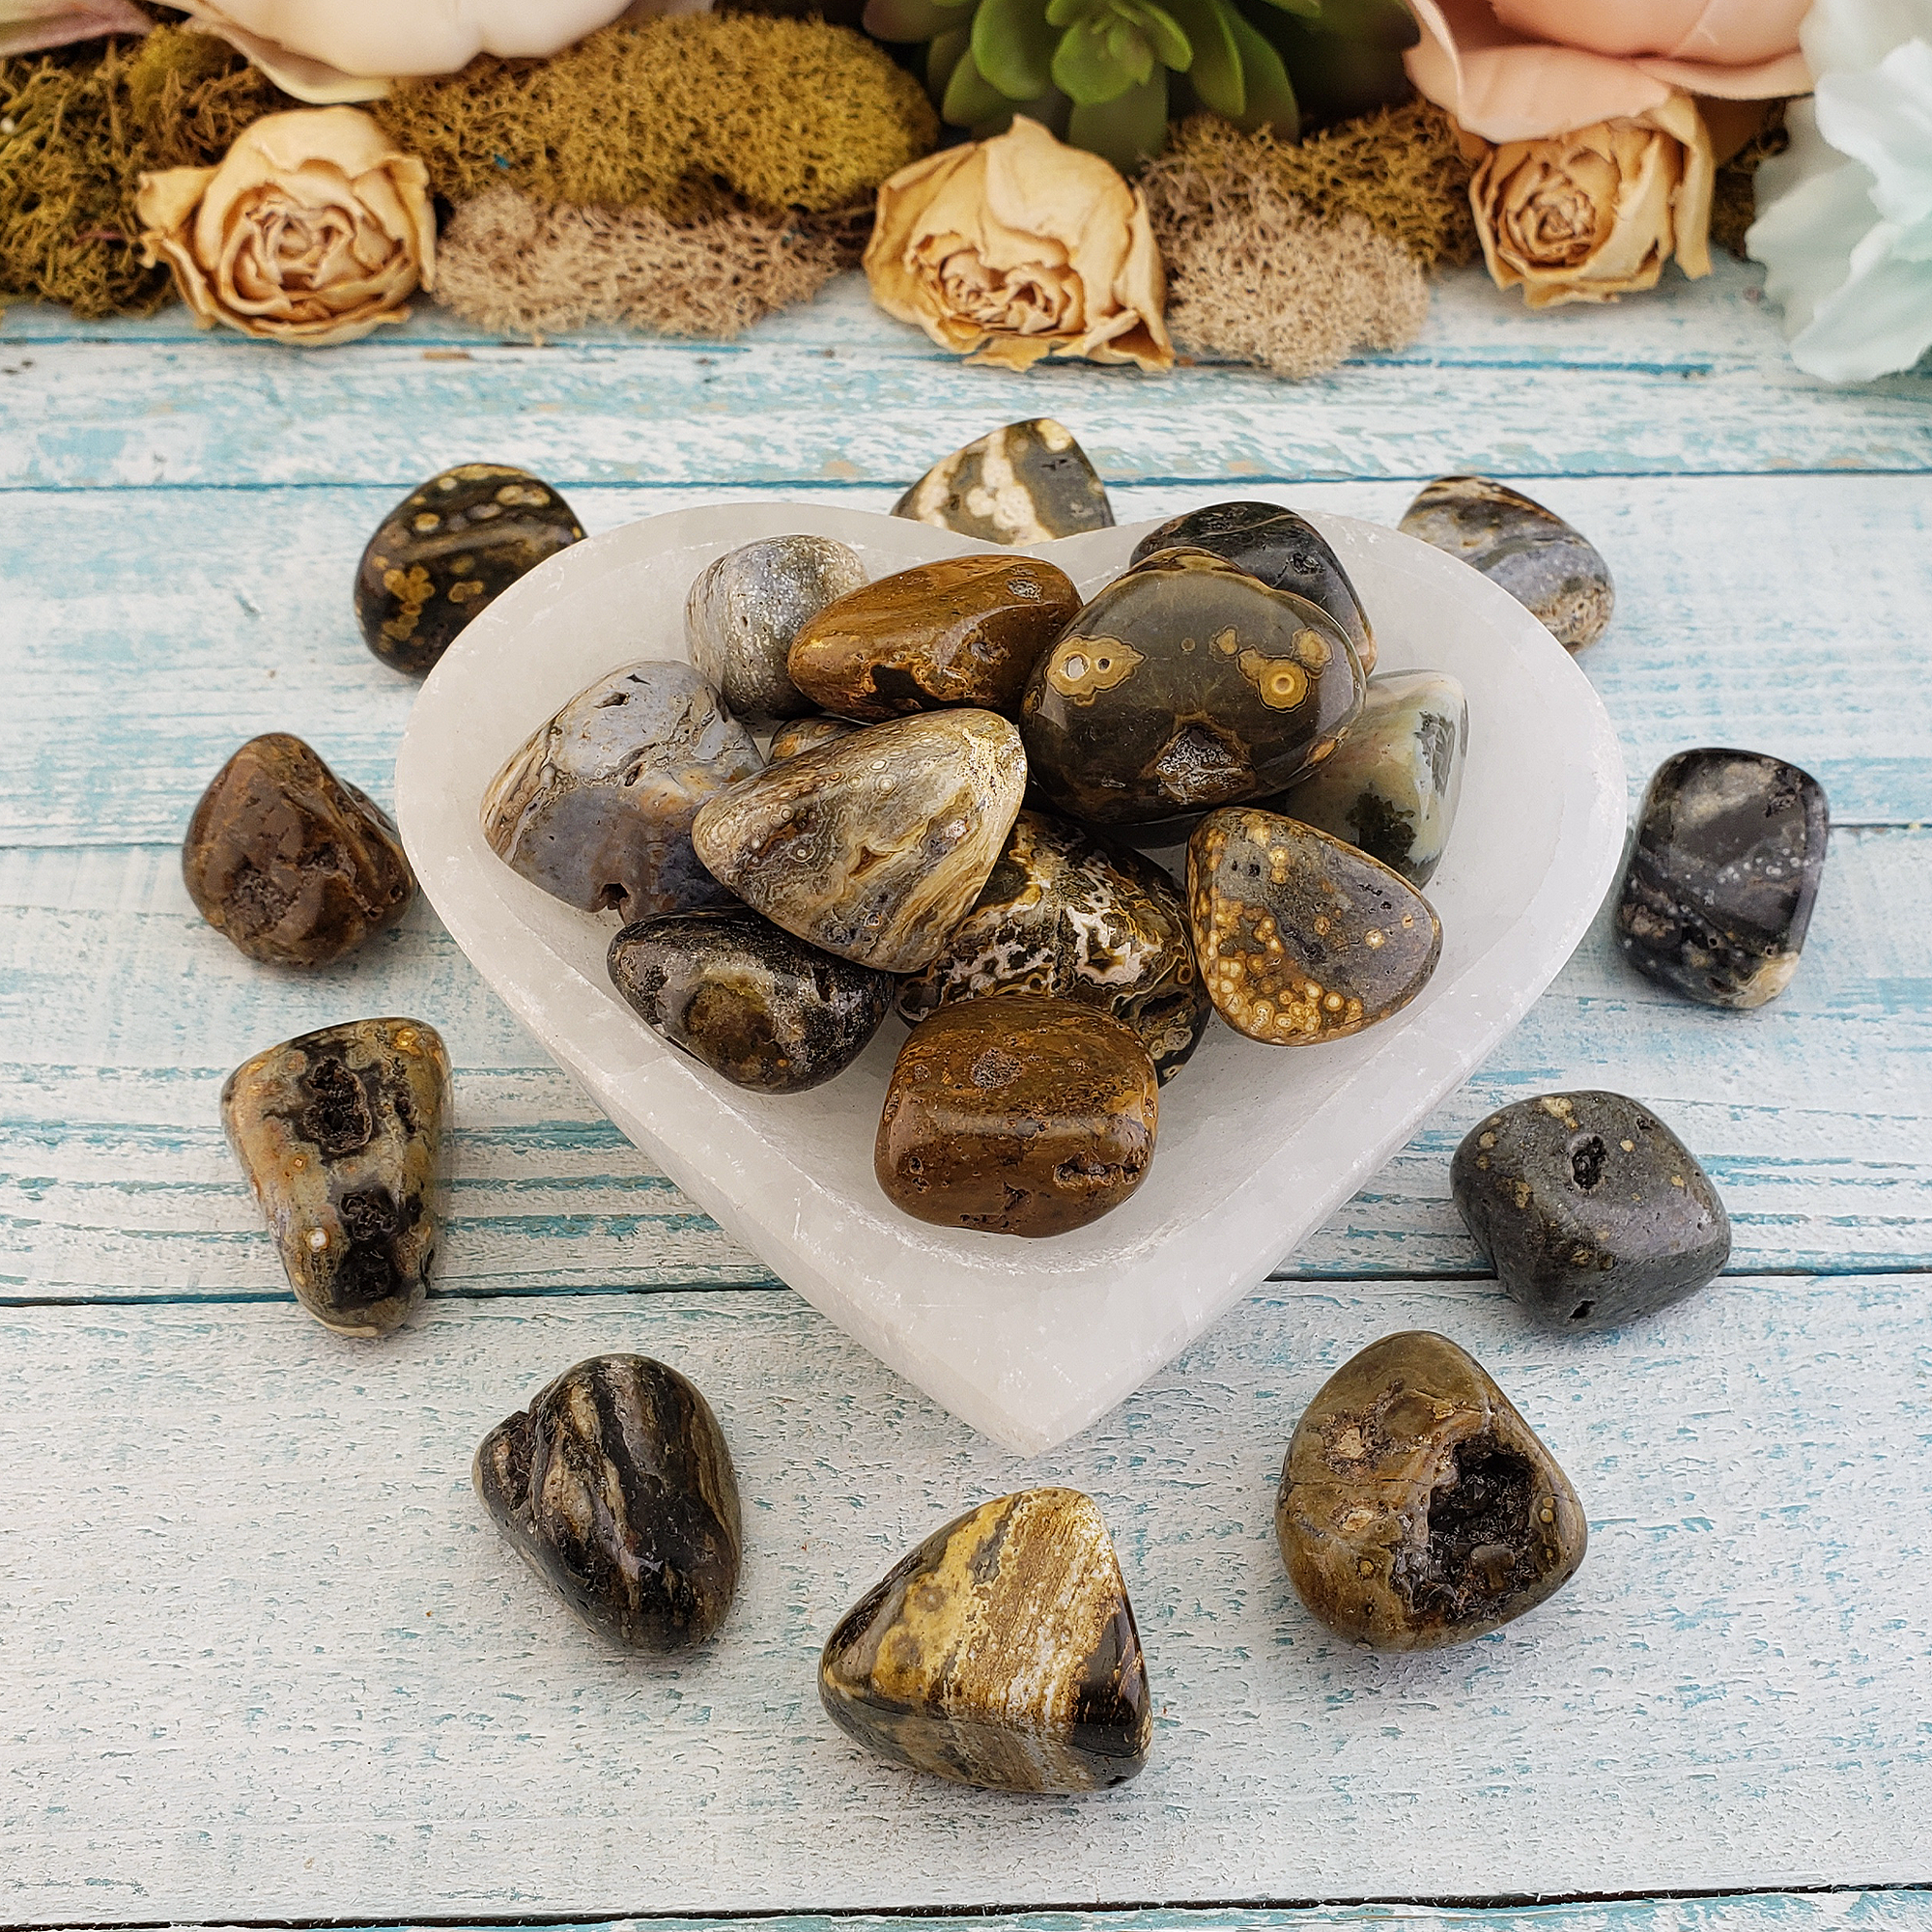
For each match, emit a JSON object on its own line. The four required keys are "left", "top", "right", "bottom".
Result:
{"left": 373, "top": 14, "right": 939, "bottom": 224}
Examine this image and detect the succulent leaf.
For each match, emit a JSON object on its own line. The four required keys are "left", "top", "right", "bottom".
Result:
{"left": 926, "top": 23, "right": 971, "bottom": 95}
{"left": 865, "top": 0, "right": 963, "bottom": 41}
{"left": 942, "top": 43, "right": 1016, "bottom": 123}
{"left": 972, "top": 0, "right": 1060, "bottom": 99}
{"left": 1163, "top": 0, "right": 1242, "bottom": 117}
{"left": 1065, "top": 71, "right": 1169, "bottom": 168}
{"left": 1115, "top": 0, "right": 1192, "bottom": 68}
{"left": 1240, "top": 0, "right": 1410, "bottom": 125}
{"left": 1247, "top": 0, "right": 1321, "bottom": 16}
{"left": 1223, "top": 3, "right": 1297, "bottom": 135}
{"left": 1052, "top": 14, "right": 1144, "bottom": 103}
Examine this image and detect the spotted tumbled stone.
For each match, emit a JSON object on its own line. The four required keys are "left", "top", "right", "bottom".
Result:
{"left": 474, "top": 1353, "right": 741, "bottom": 1653}
{"left": 819, "top": 1487, "right": 1151, "bottom": 1792}
{"left": 221, "top": 1018, "right": 449, "bottom": 1336}
{"left": 894, "top": 418, "right": 1113, "bottom": 543}
{"left": 355, "top": 464, "right": 583, "bottom": 675}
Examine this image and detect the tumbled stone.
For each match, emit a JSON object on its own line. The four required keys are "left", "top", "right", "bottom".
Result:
{"left": 1129, "top": 499, "right": 1376, "bottom": 672}
{"left": 1276, "top": 1330, "right": 1588, "bottom": 1651}
{"left": 355, "top": 464, "right": 583, "bottom": 675}
{"left": 1020, "top": 550, "right": 1364, "bottom": 825}
{"left": 788, "top": 554, "right": 1080, "bottom": 723}
{"left": 481, "top": 660, "right": 762, "bottom": 923}
{"left": 768, "top": 715, "right": 860, "bottom": 762}
{"left": 474, "top": 1352, "right": 740, "bottom": 1653}
{"left": 221, "top": 1018, "right": 448, "bottom": 1336}
{"left": 685, "top": 535, "right": 867, "bottom": 721}
{"left": 691, "top": 710, "right": 1026, "bottom": 973}
{"left": 1272, "top": 671, "right": 1467, "bottom": 888}
{"left": 1452, "top": 1092, "right": 1730, "bottom": 1332}
{"left": 183, "top": 732, "right": 415, "bottom": 967}
{"left": 1615, "top": 748, "right": 1829, "bottom": 1009}
{"left": 875, "top": 994, "right": 1158, "bottom": 1236}
{"left": 1399, "top": 474, "right": 1613, "bottom": 649}
{"left": 609, "top": 907, "right": 891, "bottom": 1094}
{"left": 819, "top": 1487, "right": 1151, "bottom": 1791}
{"left": 1188, "top": 808, "right": 1440, "bottom": 1045}
{"left": 896, "top": 809, "right": 1210, "bottom": 1083}
{"left": 894, "top": 417, "right": 1114, "bottom": 543}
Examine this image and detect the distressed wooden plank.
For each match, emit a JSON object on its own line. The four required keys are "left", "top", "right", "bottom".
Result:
{"left": 3, "top": 830, "right": 1926, "bottom": 1301}
{"left": 2, "top": 1276, "right": 1928, "bottom": 1919}
{"left": 3, "top": 267, "right": 1928, "bottom": 493}
{"left": 3, "top": 473, "right": 1927, "bottom": 844}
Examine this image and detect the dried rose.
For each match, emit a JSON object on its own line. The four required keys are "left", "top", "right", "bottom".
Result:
{"left": 136, "top": 107, "right": 436, "bottom": 348}
{"left": 0, "top": 0, "right": 148, "bottom": 57}
{"left": 1465, "top": 92, "right": 1714, "bottom": 309}
{"left": 864, "top": 115, "right": 1171, "bottom": 373}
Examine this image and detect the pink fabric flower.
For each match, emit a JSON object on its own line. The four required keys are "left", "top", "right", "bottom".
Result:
{"left": 1407, "top": 0, "right": 1813, "bottom": 142}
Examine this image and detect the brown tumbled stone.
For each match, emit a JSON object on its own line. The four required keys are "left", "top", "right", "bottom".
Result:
{"left": 788, "top": 554, "right": 1080, "bottom": 722}
{"left": 1276, "top": 1330, "right": 1588, "bottom": 1651}
{"left": 875, "top": 994, "right": 1158, "bottom": 1237}
{"left": 183, "top": 733, "right": 415, "bottom": 967}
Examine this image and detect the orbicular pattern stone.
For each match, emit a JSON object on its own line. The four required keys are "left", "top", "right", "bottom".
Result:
{"left": 685, "top": 535, "right": 867, "bottom": 722}
{"left": 1399, "top": 474, "right": 1613, "bottom": 649}
{"left": 875, "top": 994, "right": 1158, "bottom": 1237}
{"left": 787, "top": 554, "right": 1079, "bottom": 723}
{"left": 1451, "top": 1092, "right": 1730, "bottom": 1332}
{"left": 1188, "top": 809, "right": 1440, "bottom": 1045}
{"left": 1276, "top": 1330, "right": 1588, "bottom": 1651}
{"left": 183, "top": 732, "right": 415, "bottom": 967}
{"left": 895, "top": 809, "right": 1210, "bottom": 1083}
{"left": 1273, "top": 671, "right": 1468, "bottom": 888}
{"left": 1128, "top": 499, "right": 1376, "bottom": 672}
{"left": 355, "top": 464, "right": 583, "bottom": 674}
{"left": 819, "top": 1487, "right": 1151, "bottom": 1792}
{"left": 768, "top": 715, "right": 860, "bottom": 762}
{"left": 691, "top": 709, "right": 1026, "bottom": 973}
{"left": 609, "top": 907, "right": 891, "bottom": 1094}
{"left": 893, "top": 417, "right": 1114, "bottom": 543}
{"left": 1615, "top": 748, "right": 1829, "bottom": 1009}
{"left": 1020, "top": 550, "right": 1364, "bottom": 825}
{"left": 221, "top": 1018, "right": 449, "bottom": 1336}
{"left": 474, "top": 1352, "right": 741, "bottom": 1653}
{"left": 481, "top": 660, "right": 762, "bottom": 922}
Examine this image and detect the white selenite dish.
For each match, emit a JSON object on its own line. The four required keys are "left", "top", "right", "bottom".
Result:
{"left": 396, "top": 503, "right": 1626, "bottom": 1454}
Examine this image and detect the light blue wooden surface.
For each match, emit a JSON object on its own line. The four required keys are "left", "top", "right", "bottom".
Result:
{"left": 2, "top": 255, "right": 1929, "bottom": 1924}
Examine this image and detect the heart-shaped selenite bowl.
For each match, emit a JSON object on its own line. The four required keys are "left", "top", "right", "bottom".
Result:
{"left": 396, "top": 504, "right": 1626, "bottom": 1454}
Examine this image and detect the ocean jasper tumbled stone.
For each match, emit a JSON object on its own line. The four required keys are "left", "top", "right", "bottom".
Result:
{"left": 184, "top": 733, "right": 415, "bottom": 967}
{"left": 1615, "top": 748, "right": 1829, "bottom": 1009}
{"left": 895, "top": 809, "right": 1210, "bottom": 1084}
{"left": 787, "top": 554, "right": 1080, "bottom": 723}
{"left": 1276, "top": 1330, "right": 1588, "bottom": 1650}
{"left": 355, "top": 464, "right": 583, "bottom": 674}
{"left": 685, "top": 535, "right": 867, "bottom": 721}
{"left": 1020, "top": 550, "right": 1364, "bottom": 825}
{"left": 893, "top": 417, "right": 1114, "bottom": 543}
{"left": 1399, "top": 474, "right": 1613, "bottom": 649}
{"left": 474, "top": 1353, "right": 741, "bottom": 1653}
{"left": 1452, "top": 1092, "right": 1730, "bottom": 1332}
{"left": 481, "top": 660, "right": 762, "bottom": 922}
{"left": 1188, "top": 809, "right": 1440, "bottom": 1045}
{"left": 691, "top": 710, "right": 1026, "bottom": 973}
{"left": 222, "top": 1018, "right": 449, "bottom": 1336}
{"left": 1273, "top": 671, "right": 1468, "bottom": 887}
{"left": 1128, "top": 500, "right": 1376, "bottom": 672}
{"left": 819, "top": 1487, "right": 1151, "bottom": 1792}
{"left": 875, "top": 994, "right": 1158, "bottom": 1237}
{"left": 768, "top": 716, "right": 860, "bottom": 762}
{"left": 609, "top": 907, "right": 892, "bottom": 1094}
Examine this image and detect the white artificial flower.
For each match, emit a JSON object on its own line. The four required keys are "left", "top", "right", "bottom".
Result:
{"left": 1747, "top": 0, "right": 1932, "bottom": 382}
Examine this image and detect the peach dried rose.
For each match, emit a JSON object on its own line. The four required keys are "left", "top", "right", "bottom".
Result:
{"left": 136, "top": 107, "right": 435, "bottom": 348}
{"left": 864, "top": 115, "right": 1171, "bottom": 374}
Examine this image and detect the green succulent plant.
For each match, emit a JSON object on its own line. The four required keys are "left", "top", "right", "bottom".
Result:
{"left": 863, "top": 0, "right": 1417, "bottom": 170}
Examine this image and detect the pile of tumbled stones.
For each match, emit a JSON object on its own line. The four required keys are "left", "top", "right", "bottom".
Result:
{"left": 180, "top": 417, "right": 1831, "bottom": 1796}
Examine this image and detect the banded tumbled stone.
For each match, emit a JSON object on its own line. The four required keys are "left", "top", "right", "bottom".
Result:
{"left": 1614, "top": 748, "right": 1829, "bottom": 1009}
{"left": 1020, "top": 550, "right": 1364, "bottom": 825}
{"left": 691, "top": 709, "right": 1026, "bottom": 973}
{"left": 481, "top": 660, "right": 762, "bottom": 923}
{"left": 184, "top": 733, "right": 415, "bottom": 967}
{"left": 474, "top": 1353, "right": 741, "bottom": 1652}
{"left": 1276, "top": 1330, "right": 1588, "bottom": 1650}
{"left": 768, "top": 715, "right": 860, "bottom": 762}
{"left": 893, "top": 417, "right": 1113, "bottom": 543}
{"left": 1188, "top": 809, "right": 1440, "bottom": 1045}
{"left": 221, "top": 1017, "right": 449, "bottom": 1336}
{"left": 819, "top": 1487, "right": 1151, "bottom": 1792}
{"left": 685, "top": 535, "right": 867, "bottom": 722}
{"left": 355, "top": 464, "right": 583, "bottom": 674}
